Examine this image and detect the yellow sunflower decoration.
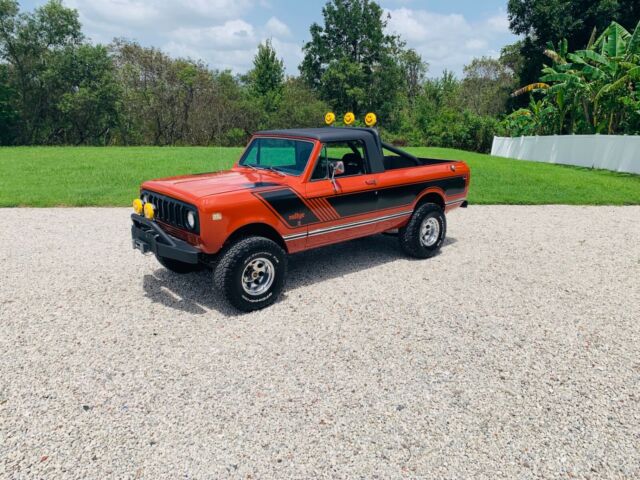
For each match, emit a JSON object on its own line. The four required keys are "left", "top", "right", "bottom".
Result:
{"left": 132, "top": 198, "right": 143, "bottom": 215}
{"left": 364, "top": 112, "right": 377, "bottom": 127}
{"left": 143, "top": 202, "right": 155, "bottom": 220}
{"left": 324, "top": 112, "right": 336, "bottom": 125}
{"left": 343, "top": 112, "right": 355, "bottom": 126}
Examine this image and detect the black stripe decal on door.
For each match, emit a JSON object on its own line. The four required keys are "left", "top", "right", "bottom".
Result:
{"left": 307, "top": 198, "right": 331, "bottom": 222}
{"left": 255, "top": 188, "right": 320, "bottom": 228}
{"left": 326, "top": 176, "right": 465, "bottom": 218}
{"left": 256, "top": 176, "right": 466, "bottom": 228}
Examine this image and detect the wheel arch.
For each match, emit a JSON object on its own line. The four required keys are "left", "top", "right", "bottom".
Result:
{"left": 224, "top": 222, "right": 288, "bottom": 252}
{"left": 415, "top": 189, "right": 445, "bottom": 211}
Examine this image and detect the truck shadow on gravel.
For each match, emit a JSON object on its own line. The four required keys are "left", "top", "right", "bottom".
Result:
{"left": 142, "top": 234, "right": 457, "bottom": 316}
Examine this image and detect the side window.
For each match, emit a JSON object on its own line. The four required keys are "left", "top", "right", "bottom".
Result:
{"left": 311, "top": 145, "right": 330, "bottom": 180}
{"left": 311, "top": 140, "right": 368, "bottom": 180}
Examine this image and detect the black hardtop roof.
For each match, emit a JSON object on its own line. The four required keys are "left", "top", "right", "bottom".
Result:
{"left": 255, "top": 127, "right": 381, "bottom": 143}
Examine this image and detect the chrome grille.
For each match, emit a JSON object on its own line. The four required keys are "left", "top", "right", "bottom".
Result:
{"left": 141, "top": 190, "right": 199, "bottom": 234}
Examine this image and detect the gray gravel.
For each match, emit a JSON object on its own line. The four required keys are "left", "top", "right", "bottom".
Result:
{"left": 1, "top": 206, "right": 639, "bottom": 479}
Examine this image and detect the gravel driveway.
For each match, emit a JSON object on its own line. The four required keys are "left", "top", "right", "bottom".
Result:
{"left": 1, "top": 206, "right": 639, "bottom": 479}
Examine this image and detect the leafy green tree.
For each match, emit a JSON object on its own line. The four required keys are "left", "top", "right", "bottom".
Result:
{"left": 111, "top": 39, "right": 260, "bottom": 146}
{"left": 460, "top": 56, "right": 517, "bottom": 117}
{"left": 399, "top": 48, "right": 427, "bottom": 105}
{"left": 0, "top": 0, "right": 506, "bottom": 150}
{"left": 507, "top": 20, "right": 640, "bottom": 135}
{"left": 507, "top": 0, "right": 640, "bottom": 90}
{"left": 300, "top": 0, "right": 404, "bottom": 119}
{"left": 388, "top": 70, "right": 501, "bottom": 152}
{"left": 0, "top": 0, "right": 83, "bottom": 143}
{"left": 501, "top": 99, "right": 558, "bottom": 136}
{"left": 497, "top": 42, "right": 526, "bottom": 111}
{"left": 0, "top": 64, "right": 16, "bottom": 143}
{"left": 49, "top": 45, "right": 120, "bottom": 144}
{"left": 499, "top": 42, "right": 525, "bottom": 79}
{"left": 111, "top": 40, "right": 205, "bottom": 145}
{"left": 247, "top": 39, "right": 284, "bottom": 113}
{"left": 265, "top": 78, "right": 330, "bottom": 129}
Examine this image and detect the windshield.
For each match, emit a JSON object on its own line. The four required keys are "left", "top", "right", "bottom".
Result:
{"left": 239, "top": 137, "right": 315, "bottom": 176}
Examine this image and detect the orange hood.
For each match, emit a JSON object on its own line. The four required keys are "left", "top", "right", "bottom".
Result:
{"left": 141, "top": 168, "right": 287, "bottom": 204}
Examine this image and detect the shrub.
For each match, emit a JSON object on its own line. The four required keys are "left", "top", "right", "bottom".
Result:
{"left": 221, "top": 128, "right": 248, "bottom": 147}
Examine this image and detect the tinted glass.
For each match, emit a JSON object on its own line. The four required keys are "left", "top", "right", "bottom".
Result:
{"left": 240, "top": 138, "right": 314, "bottom": 176}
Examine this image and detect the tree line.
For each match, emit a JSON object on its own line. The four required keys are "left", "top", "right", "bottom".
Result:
{"left": 1, "top": 0, "right": 639, "bottom": 151}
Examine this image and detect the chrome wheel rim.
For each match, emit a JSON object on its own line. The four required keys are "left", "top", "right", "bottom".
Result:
{"left": 420, "top": 217, "right": 440, "bottom": 247}
{"left": 241, "top": 257, "right": 275, "bottom": 296}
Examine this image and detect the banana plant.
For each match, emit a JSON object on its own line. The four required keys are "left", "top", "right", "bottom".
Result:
{"left": 507, "top": 20, "right": 640, "bottom": 136}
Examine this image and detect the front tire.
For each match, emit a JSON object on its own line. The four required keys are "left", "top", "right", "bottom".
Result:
{"left": 214, "top": 236, "right": 287, "bottom": 312}
{"left": 156, "top": 255, "right": 204, "bottom": 274}
{"left": 399, "top": 203, "right": 446, "bottom": 258}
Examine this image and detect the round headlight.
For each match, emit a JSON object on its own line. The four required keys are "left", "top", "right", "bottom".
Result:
{"left": 186, "top": 210, "right": 196, "bottom": 229}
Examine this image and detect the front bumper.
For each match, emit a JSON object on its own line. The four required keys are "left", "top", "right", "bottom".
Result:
{"left": 131, "top": 214, "right": 201, "bottom": 264}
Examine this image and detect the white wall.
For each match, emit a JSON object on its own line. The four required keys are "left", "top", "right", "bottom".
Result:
{"left": 491, "top": 135, "right": 640, "bottom": 175}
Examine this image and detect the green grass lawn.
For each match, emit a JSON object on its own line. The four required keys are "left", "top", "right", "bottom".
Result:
{"left": 0, "top": 146, "right": 638, "bottom": 206}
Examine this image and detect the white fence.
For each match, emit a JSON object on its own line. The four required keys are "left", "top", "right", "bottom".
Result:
{"left": 491, "top": 135, "right": 640, "bottom": 175}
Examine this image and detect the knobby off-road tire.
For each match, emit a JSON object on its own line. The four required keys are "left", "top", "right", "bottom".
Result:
{"left": 214, "top": 236, "right": 287, "bottom": 312}
{"left": 156, "top": 255, "right": 204, "bottom": 274}
{"left": 399, "top": 203, "right": 447, "bottom": 258}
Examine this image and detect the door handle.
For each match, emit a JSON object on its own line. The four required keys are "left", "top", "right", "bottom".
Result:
{"left": 365, "top": 179, "right": 377, "bottom": 185}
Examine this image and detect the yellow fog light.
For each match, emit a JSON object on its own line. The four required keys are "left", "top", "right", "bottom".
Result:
{"left": 143, "top": 202, "right": 155, "bottom": 219}
{"left": 365, "top": 112, "right": 377, "bottom": 127}
{"left": 133, "top": 198, "right": 143, "bottom": 215}
{"left": 343, "top": 112, "right": 355, "bottom": 125}
{"left": 324, "top": 112, "right": 335, "bottom": 125}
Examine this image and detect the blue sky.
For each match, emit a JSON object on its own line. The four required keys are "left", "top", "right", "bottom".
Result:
{"left": 20, "top": 0, "right": 518, "bottom": 77}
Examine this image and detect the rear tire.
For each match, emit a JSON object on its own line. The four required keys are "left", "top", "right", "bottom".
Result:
{"left": 156, "top": 255, "right": 204, "bottom": 274}
{"left": 214, "top": 236, "right": 287, "bottom": 312}
{"left": 399, "top": 203, "right": 446, "bottom": 258}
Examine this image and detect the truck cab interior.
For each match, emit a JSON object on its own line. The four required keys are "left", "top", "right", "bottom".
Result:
{"left": 311, "top": 140, "right": 368, "bottom": 179}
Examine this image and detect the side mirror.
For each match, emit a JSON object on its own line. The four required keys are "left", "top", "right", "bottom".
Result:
{"left": 330, "top": 160, "right": 345, "bottom": 177}
{"left": 328, "top": 160, "right": 344, "bottom": 192}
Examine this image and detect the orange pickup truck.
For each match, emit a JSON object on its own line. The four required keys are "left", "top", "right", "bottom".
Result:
{"left": 131, "top": 127, "right": 470, "bottom": 311}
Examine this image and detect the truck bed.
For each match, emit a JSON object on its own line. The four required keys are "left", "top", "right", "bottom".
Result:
{"left": 380, "top": 142, "right": 455, "bottom": 171}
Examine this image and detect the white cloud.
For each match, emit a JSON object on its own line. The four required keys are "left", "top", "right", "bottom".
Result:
{"left": 66, "top": 0, "right": 159, "bottom": 27}
{"left": 265, "top": 17, "right": 291, "bottom": 37}
{"left": 487, "top": 12, "right": 510, "bottom": 33}
{"left": 465, "top": 39, "right": 488, "bottom": 50}
{"left": 185, "top": 0, "right": 253, "bottom": 19}
{"left": 169, "top": 20, "right": 257, "bottom": 51}
{"left": 385, "top": 7, "right": 517, "bottom": 77}
{"left": 164, "top": 17, "right": 301, "bottom": 73}
{"left": 388, "top": 9, "right": 469, "bottom": 44}
{"left": 66, "top": 0, "right": 253, "bottom": 31}
{"left": 62, "top": 0, "right": 514, "bottom": 77}
{"left": 63, "top": 0, "right": 301, "bottom": 74}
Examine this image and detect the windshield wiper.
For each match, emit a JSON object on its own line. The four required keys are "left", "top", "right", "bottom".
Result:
{"left": 264, "top": 165, "right": 285, "bottom": 176}
{"left": 242, "top": 163, "right": 286, "bottom": 176}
